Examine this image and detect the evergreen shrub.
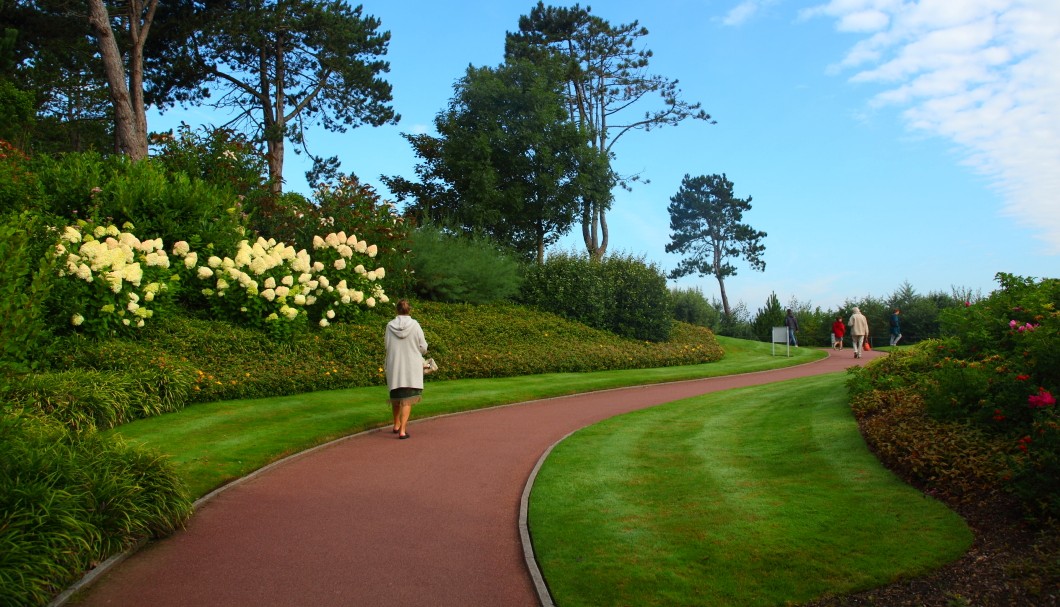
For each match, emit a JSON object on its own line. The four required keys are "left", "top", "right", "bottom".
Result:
{"left": 408, "top": 225, "right": 523, "bottom": 303}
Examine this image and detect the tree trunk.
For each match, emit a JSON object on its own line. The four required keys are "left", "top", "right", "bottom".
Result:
{"left": 717, "top": 276, "right": 731, "bottom": 318}
{"left": 265, "top": 30, "right": 287, "bottom": 194}
{"left": 86, "top": 0, "right": 151, "bottom": 160}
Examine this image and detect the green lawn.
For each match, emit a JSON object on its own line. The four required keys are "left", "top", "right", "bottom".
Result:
{"left": 110, "top": 336, "right": 824, "bottom": 498}
{"left": 528, "top": 373, "right": 973, "bottom": 606}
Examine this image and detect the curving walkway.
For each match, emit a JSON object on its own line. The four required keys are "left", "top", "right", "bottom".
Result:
{"left": 63, "top": 348, "right": 884, "bottom": 607}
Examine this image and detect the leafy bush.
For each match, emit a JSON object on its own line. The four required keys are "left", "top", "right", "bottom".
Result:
{"left": 598, "top": 253, "right": 673, "bottom": 342}
{"left": 3, "top": 349, "right": 194, "bottom": 433}
{"left": 244, "top": 174, "right": 415, "bottom": 297}
{"left": 520, "top": 251, "right": 673, "bottom": 341}
{"left": 0, "top": 212, "right": 59, "bottom": 369}
{"left": 0, "top": 140, "right": 40, "bottom": 215}
{"left": 520, "top": 251, "right": 606, "bottom": 329}
{"left": 29, "top": 151, "right": 246, "bottom": 253}
{"left": 150, "top": 124, "right": 270, "bottom": 206}
{"left": 0, "top": 413, "right": 191, "bottom": 607}
{"left": 41, "top": 302, "right": 724, "bottom": 405}
{"left": 408, "top": 225, "right": 523, "bottom": 303}
{"left": 670, "top": 286, "right": 720, "bottom": 328}
{"left": 848, "top": 363, "right": 1010, "bottom": 507}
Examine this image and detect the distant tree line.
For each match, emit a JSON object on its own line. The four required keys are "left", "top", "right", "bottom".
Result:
{"left": 673, "top": 281, "right": 984, "bottom": 346}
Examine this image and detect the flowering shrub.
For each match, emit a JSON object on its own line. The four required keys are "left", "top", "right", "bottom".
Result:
{"left": 244, "top": 174, "right": 414, "bottom": 296}
{"left": 852, "top": 273, "right": 1059, "bottom": 518}
{"left": 170, "top": 231, "right": 389, "bottom": 341}
{"left": 51, "top": 222, "right": 177, "bottom": 338}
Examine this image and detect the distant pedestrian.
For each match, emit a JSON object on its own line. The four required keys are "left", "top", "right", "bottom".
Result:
{"left": 831, "top": 317, "right": 846, "bottom": 350}
{"left": 889, "top": 308, "right": 903, "bottom": 347}
{"left": 385, "top": 299, "right": 429, "bottom": 439}
{"left": 848, "top": 307, "right": 869, "bottom": 359}
{"left": 784, "top": 309, "right": 799, "bottom": 347}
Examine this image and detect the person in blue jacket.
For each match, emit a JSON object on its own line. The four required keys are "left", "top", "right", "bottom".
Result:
{"left": 889, "top": 308, "right": 903, "bottom": 346}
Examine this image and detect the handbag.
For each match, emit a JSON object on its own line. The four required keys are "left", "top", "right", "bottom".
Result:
{"left": 423, "top": 357, "right": 438, "bottom": 374}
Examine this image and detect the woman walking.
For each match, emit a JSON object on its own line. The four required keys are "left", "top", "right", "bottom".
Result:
{"left": 385, "top": 299, "right": 429, "bottom": 439}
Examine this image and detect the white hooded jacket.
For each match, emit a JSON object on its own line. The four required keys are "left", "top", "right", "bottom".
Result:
{"left": 385, "top": 315, "right": 429, "bottom": 391}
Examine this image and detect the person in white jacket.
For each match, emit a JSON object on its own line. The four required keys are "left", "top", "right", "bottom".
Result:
{"left": 385, "top": 299, "right": 429, "bottom": 439}
{"left": 848, "top": 306, "right": 870, "bottom": 359}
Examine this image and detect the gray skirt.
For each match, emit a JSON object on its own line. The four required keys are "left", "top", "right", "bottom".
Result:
{"left": 389, "top": 387, "right": 423, "bottom": 400}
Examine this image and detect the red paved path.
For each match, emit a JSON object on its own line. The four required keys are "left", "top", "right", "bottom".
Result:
{"left": 65, "top": 348, "right": 883, "bottom": 607}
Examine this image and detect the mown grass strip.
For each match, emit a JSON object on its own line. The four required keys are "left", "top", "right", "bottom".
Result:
{"left": 528, "top": 373, "right": 973, "bottom": 607}
{"left": 108, "top": 337, "right": 823, "bottom": 498}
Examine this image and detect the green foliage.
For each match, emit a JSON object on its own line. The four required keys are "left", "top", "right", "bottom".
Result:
{"left": 40, "top": 302, "right": 723, "bottom": 405}
{"left": 5, "top": 342, "right": 194, "bottom": 433}
{"left": 0, "top": 140, "right": 40, "bottom": 214}
{"left": 0, "top": 212, "right": 58, "bottom": 369}
{"left": 28, "top": 151, "right": 247, "bottom": 252}
{"left": 408, "top": 225, "right": 523, "bottom": 303}
{"left": 598, "top": 252, "right": 673, "bottom": 342}
{"left": 420, "top": 57, "right": 593, "bottom": 260}
{"left": 849, "top": 273, "right": 1060, "bottom": 518}
{"left": 150, "top": 124, "right": 270, "bottom": 200}
{"left": 750, "top": 291, "right": 784, "bottom": 341}
{"left": 520, "top": 251, "right": 673, "bottom": 341}
{"left": 670, "top": 286, "right": 720, "bottom": 328}
{"left": 0, "top": 414, "right": 191, "bottom": 607}
{"left": 0, "top": 82, "right": 35, "bottom": 149}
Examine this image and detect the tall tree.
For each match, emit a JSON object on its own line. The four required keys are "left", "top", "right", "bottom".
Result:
{"left": 506, "top": 2, "right": 713, "bottom": 259}
{"left": 387, "top": 58, "right": 600, "bottom": 262}
{"left": 184, "top": 0, "right": 398, "bottom": 193}
{"left": 85, "top": 0, "right": 156, "bottom": 159}
{"left": 665, "top": 173, "right": 766, "bottom": 318}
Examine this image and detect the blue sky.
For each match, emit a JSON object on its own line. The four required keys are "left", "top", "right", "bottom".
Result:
{"left": 152, "top": 0, "right": 1060, "bottom": 313}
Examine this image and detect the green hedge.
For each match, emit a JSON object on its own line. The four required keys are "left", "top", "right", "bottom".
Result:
{"left": 520, "top": 251, "right": 673, "bottom": 342}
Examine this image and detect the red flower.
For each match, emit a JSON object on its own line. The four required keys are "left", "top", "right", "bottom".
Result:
{"left": 1016, "top": 374, "right": 1030, "bottom": 381}
{"left": 1028, "top": 388, "right": 1056, "bottom": 409}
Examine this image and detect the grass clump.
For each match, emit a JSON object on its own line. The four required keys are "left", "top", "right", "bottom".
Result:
{"left": 0, "top": 414, "right": 191, "bottom": 607}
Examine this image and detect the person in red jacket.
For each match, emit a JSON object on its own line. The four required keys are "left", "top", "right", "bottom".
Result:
{"left": 831, "top": 317, "right": 847, "bottom": 351}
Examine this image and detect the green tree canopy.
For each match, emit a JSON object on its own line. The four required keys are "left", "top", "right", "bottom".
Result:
{"left": 158, "top": 0, "right": 398, "bottom": 193}
{"left": 665, "top": 173, "right": 766, "bottom": 317}
{"left": 387, "top": 58, "right": 604, "bottom": 262}
{"left": 506, "top": 2, "right": 713, "bottom": 259}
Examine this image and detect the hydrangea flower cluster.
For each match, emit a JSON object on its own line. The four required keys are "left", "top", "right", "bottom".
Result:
{"left": 54, "top": 223, "right": 172, "bottom": 335}
{"left": 170, "top": 231, "right": 388, "bottom": 337}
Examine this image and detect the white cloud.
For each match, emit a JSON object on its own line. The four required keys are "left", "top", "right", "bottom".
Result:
{"left": 808, "top": 0, "right": 1060, "bottom": 253}
{"left": 722, "top": 0, "right": 779, "bottom": 26}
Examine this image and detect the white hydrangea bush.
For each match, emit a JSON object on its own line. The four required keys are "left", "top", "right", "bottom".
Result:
{"left": 170, "top": 231, "right": 388, "bottom": 339}
{"left": 53, "top": 222, "right": 176, "bottom": 337}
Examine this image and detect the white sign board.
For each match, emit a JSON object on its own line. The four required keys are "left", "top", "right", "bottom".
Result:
{"left": 771, "top": 326, "right": 790, "bottom": 357}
